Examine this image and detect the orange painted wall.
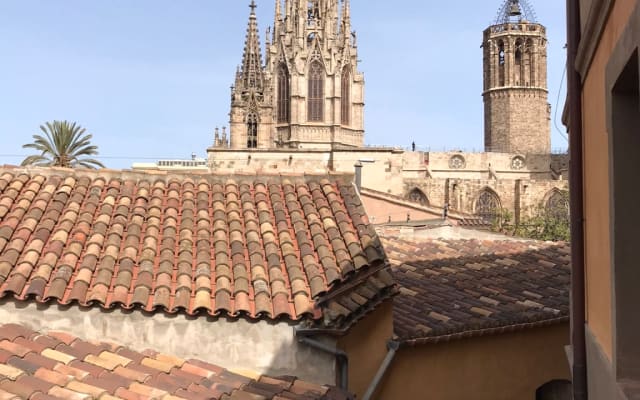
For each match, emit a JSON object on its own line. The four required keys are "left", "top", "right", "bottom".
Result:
{"left": 581, "top": 0, "right": 637, "bottom": 361}
{"left": 338, "top": 301, "right": 394, "bottom": 399}
{"left": 375, "top": 323, "right": 570, "bottom": 400}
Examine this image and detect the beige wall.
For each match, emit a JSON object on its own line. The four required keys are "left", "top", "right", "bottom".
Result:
{"left": 581, "top": 0, "right": 637, "bottom": 362}
{"left": 338, "top": 301, "right": 394, "bottom": 399}
{"left": 376, "top": 323, "right": 570, "bottom": 400}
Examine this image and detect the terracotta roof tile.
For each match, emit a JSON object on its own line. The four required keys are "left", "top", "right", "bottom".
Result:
{"left": 0, "top": 167, "right": 394, "bottom": 331}
{"left": 0, "top": 324, "right": 353, "bottom": 399}
{"left": 380, "top": 236, "right": 570, "bottom": 345}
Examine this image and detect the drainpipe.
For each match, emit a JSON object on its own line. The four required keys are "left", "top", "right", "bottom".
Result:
{"left": 566, "top": 0, "right": 587, "bottom": 398}
{"left": 362, "top": 340, "right": 400, "bottom": 400}
{"left": 296, "top": 335, "right": 349, "bottom": 390}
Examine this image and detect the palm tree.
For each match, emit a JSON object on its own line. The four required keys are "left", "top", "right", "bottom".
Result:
{"left": 21, "top": 120, "right": 105, "bottom": 169}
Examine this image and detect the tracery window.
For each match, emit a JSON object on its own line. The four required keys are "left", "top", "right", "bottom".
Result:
{"left": 408, "top": 188, "right": 428, "bottom": 205}
{"left": 546, "top": 190, "right": 569, "bottom": 222}
{"left": 308, "top": 61, "right": 324, "bottom": 122}
{"left": 277, "top": 64, "right": 290, "bottom": 123}
{"left": 247, "top": 113, "right": 258, "bottom": 148}
{"left": 475, "top": 189, "right": 501, "bottom": 223}
{"left": 341, "top": 66, "right": 351, "bottom": 126}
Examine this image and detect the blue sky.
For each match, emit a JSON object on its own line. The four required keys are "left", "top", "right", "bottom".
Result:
{"left": 0, "top": 1, "right": 567, "bottom": 169}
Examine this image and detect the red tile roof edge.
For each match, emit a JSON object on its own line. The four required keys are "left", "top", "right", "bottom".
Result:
{"left": 399, "top": 316, "right": 569, "bottom": 347}
{"left": 0, "top": 165, "right": 355, "bottom": 184}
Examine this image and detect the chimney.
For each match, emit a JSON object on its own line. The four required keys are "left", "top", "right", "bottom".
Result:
{"left": 354, "top": 161, "right": 363, "bottom": 192}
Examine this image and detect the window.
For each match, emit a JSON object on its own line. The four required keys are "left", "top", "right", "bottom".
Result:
{"left": 498, "top": 40, "right": 505, "bottom": 86}
{"left": 408, "top": 188, "right": 428, "bottom": 205}
{"left": 610, "top": 49, "right": 640, "bottom": 380}
{"left": 475, "top": 189, "right": 501, "bottom": 223}
{"left": 515, "top": 39, "right": 523, "bottom": 66}
{"left": 341, "top": 66, "right": 351, "bottom": 126}
{"left": 545, "top": 190, "right": 569, "bottom": 223}
{"left": 525, "top": 39, "right": 534, "bottom": 86}
{"left": 308, "top": 61, "right": 324, "bottom": 122}
{"left": 247, "top": 113, "right": 258, "bottom": 148}
{"left": 277, "top": 65, "right": 290, "bottom": 123}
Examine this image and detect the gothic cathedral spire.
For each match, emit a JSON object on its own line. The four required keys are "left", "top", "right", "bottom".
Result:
{"left": 228, "top": 0, "right": 364, "bottom": 150}
{"left": 229, "top": 1, "right": 274, "bottom": 149}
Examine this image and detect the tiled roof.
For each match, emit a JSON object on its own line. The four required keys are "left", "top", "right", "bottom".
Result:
{"left": 0, "top": 167, "right": 394, "bottom": 329}
{"left": 381, "top": 236, "right": 570, "bottom": 345}
{"left": 0, "top": 323, "right": 352, "bottom": 400}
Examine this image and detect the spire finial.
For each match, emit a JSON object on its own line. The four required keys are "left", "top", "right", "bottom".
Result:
{"left": 250, "top": 0, "right": 257, "bottom": 14}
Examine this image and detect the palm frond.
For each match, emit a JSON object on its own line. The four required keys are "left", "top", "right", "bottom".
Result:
{"left": 22, "top": 120, "right": 105, "bottom": 168}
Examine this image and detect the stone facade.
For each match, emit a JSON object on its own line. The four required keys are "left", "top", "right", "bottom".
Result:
{"left": 482, "top": 3, "right": 551, "bottom": 154}
{"left": 135, "top": 0, "right": 570, "bottom": 225}
{"left": 222, "top": 0, "right": 364, "bottom": 150}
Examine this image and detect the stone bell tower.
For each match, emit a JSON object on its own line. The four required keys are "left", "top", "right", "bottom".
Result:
{"left": 482, "top": 0, "right": 550, "bottom": 154}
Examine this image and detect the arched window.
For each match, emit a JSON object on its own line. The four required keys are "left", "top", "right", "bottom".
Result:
{"left": 408, "top": 188, "right": 428, "bottom": 205}
{"left": 246, "top": 113, "right": 258, "bottom": 148}
{"left": 498, "top": 40, "right": 505, "bottom": 86}
{"left": 525, "top": 39, "right": 535, "bottom": 86}
{"left": 515, "top": 39, "right": 523, "bottom": 85}
{"left": 536, "top": 380, "right": 571, "bottom": 400}
{"left": 341, "top": 66, "right": 351, "bottom": 126}
{"left": 277, "top": 64, "right": 290, "bottom": 123}
{"left": 475, "top": 189, "right": 501, "bottom": 223}
{"left": 546, "top": 190, "right": 569, "bottom": 222}
{"left": 308, "top": 61, "right": 324, "bottom": 122}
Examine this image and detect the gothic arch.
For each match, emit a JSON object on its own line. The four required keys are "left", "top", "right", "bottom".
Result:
{"left": 497, "top": 40, "right": 506, "bottom": 86}
{"left": 341, "top": 65, "right": 351, "bottom": 126}
{"left": 525, "top": 38, "right": 535, "bottom": 86}
{"left": 474, "top": 188, "right": 501, "bottom": 223}
{"left": 246, "top": 112, "right": 259, "bottom": 149}
{"left": 277, "top": 63, "right": 290, "bottom": 123}
{"left": 407, "top": 188, "right": 429, "bottom": 206}
{"left": 308, "top": 60, "right": 325, "bottom": 122}
{"left": 544, "top": 189, "right": 570, "bottom": 222}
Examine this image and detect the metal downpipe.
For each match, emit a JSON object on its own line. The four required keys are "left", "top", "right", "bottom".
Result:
{"left": 566, "top": 0, "right": 588, "bottom": 397}
{"left": 362, "top": 340, "right": 400, "bottom": 400}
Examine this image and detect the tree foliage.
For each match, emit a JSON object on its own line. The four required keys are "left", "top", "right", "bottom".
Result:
{"left": 492, "top": 191, "right": 570, "bottom": 242}
{"left": 21, "top": 121, "right": 105, "bottom": 169}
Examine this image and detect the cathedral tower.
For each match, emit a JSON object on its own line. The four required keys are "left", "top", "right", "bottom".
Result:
{"left": 482, "top": 0, "right": 550, "bottom": 154}
{"left": 229, "top": 0, "right": 364, "bottom": 150}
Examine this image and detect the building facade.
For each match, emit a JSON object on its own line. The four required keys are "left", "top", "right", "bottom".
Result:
{"left": 567, "top": 0, "right": 640, "bottom": 398}
{"left": 174, "top": 0, "right": 569, "bottom": 225}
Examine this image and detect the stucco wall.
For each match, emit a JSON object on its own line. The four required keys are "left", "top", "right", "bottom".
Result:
{"left": 338, "top": 301, "right": 394, "bottom": 399}
{"left": 0, "top": 299, "right": 337, "bottom": 385}
{"left": 375, "top": 323, "right": 570, "bottom": 400}
{"left": 581, "top": 0, "right": 637, "bottom": 362}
